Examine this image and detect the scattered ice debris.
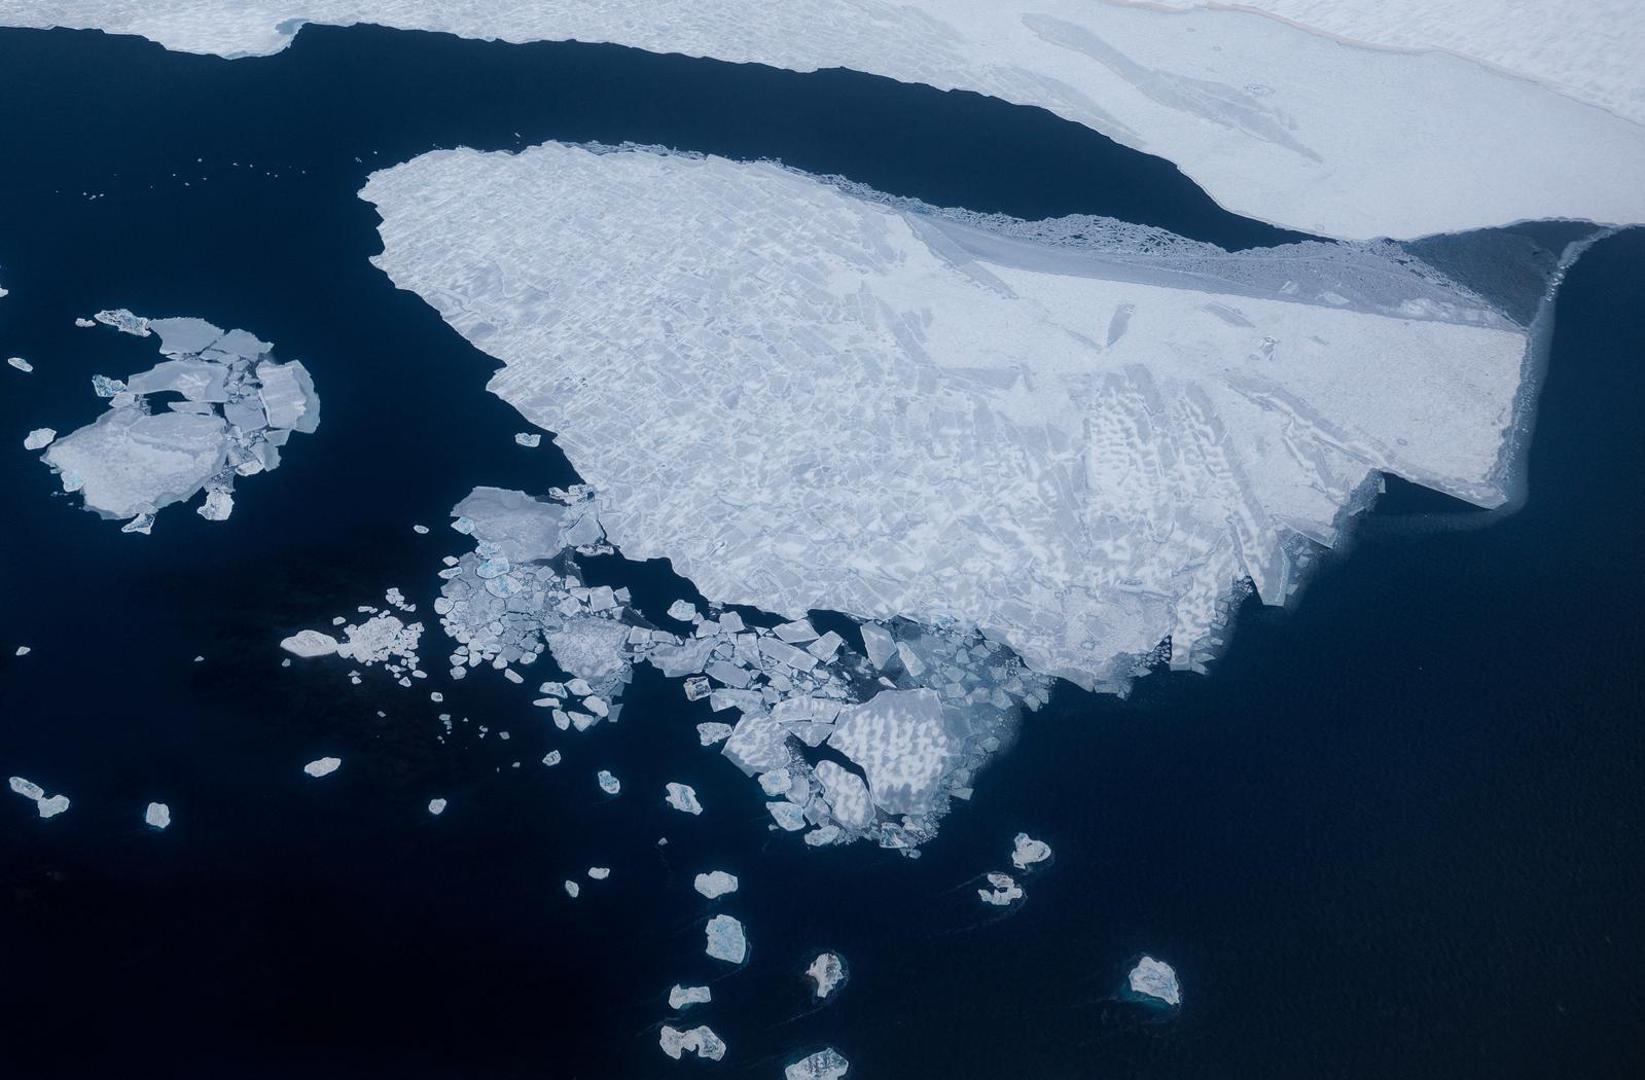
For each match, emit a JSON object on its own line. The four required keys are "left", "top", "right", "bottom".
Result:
{"left": 805, "top": 952, "right": 847, "bottom": 1000}
{"left": 427, "top": 798, "right": 447, "bottom": 816}
{"left": 6, "top": 356, "right": 32, "bottom": 373}
{"left": 564, "top": 879, "right": 580, "bottom": 898}
{"left": 596, "top": 769, "right": 621, "bottom": 795}
{"left": 659, "top": 1024, "right": 726, "bottom": 1062}
{"left": 694, "top": 870, "right": 738, "bottom": 899}
{"left": 668, "top": 984, "right": 711, "bottom": 1010}
{"left": 280, "top": 629, "right": 340, "bottom": 658}
{"left": 1011, "top": 832, "right": 1052, "bottom": 871}
{"left": 978, "top": 872, "right": 1023, "bottom": 907}
{"left": 303, "top": 756, "right": 341, "bottom": 778}
{"left": 541, "top": 750, "right": 562, "bottom": 767}
{"left": 587, "top": 866, "right": 610, "bottom": 880}
{"left": 665, "top": 782, "right": 703, "bottom": 815}
{"left": 786, "top": 1048, "right": 851, "bottom": 1080}
{"left": 23, "top": 428, "right": 55, "bottom": 450}
{"left": 1128, "top": 956, "right": 1182, "bottom": 1006}
{"left": 9, "top": 776, "right": 71, "bottom": 818}
{"left": 144, "top": 802, "right": 171, "bottom": 829}
{"left": 513, "top": 431, "right": 541, "bottom": 447}
{"left": 704, "top": 914, "right": 747, "bottom": 964}
{"left": 38, "top": 313, "right": 319, "bottom": 530}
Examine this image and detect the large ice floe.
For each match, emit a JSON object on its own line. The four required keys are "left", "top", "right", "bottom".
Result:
{"left": 361, "top": 143, "right": 1579, "bottom": 695}
{"left": 35, "top": 310, "right": 319, "bottom": 532}
{"left": 7, "top": 2, "right": 1645, "bottom": 237}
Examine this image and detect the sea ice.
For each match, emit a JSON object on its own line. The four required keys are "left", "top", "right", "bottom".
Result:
{"left": 786, "top": 1048, "right": 851, "bottom": 1080}
{"left": 363, "top": 144, "right": 1553, "bottom": 695}
{"left": 427, "top": 798, "right": 447, "bottom": 815}
{"left": 9, "top": 776, "right": 70, "bottom": 818}
{"left": 805, "top": 952, "right": 847, "bottom": 999}
{"left": 587, "top": 866, "right": 610, "bottom": 880}
{"left": 20, "top": 0, "right": 1645, "bottom": 237}
{"left": 564, "top": 879, "right": 580, "bottom": 898}
{"left": 145, "top": 801, "right": 171, "bottom": 829}
{"left": 597, "top": 769, "right": 621, "bottom": 795}
{"left": 1011, "top": 833, "right": 1052, "bottom": 870}
{"left": 665, "top": 782, "right": 703, "bottom": 815}
{"left": 704, "top": 913, "right": 747, "bottom": 963}
{"left": 303, "top": 756, "right": 341, "bottom": 777}
{"left": 1129, "top": 956, "right": 1182, "bottom": 1006}
{"left": 668, "top": 984, "right": 711, "bottom": 1010}
{"left": 659, "top": 1024, "right": 726, "bottom": 1062}
{"left": 694, "top": 870, "right": 738, "bottom": 899}
{"left": 513, "top": 431, "right": 541, "bottom": 447}
{"left": 7, "top": 356, "right": 32, "bottom": 373}
{"left": 23, "top": 428, "right": 55, "bottom": 450}
{"left": 978, "top": 872, "right": 1023, "bottom": 907}
{"left": 280, "top": 629, "right": 340, "bottom": 658}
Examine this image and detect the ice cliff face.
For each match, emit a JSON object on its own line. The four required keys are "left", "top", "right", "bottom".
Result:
{"left": 362, "top": 143, "right": 1542, "bottom": 692}
{"left": 4, "top": 1, "right": 1643, "bottom": 238}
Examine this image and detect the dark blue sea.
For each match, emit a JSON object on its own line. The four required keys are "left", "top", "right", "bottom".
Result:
{"left": 2, "top": 24, "right": 1642, "bottom": 1079}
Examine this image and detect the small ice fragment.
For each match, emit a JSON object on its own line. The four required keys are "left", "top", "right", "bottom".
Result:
{"left": 668, "top": 984, "right": 711, "bottom": 1010}
{"left": 659, "top": 1024, "right": 726, "bottom": 1062}
{"left": 280, "top": 630, "right": 339, "bottom": 658}
{"left": 427, "top": 798, "right": 447, "bottom": 815}
{"left": 23, "top": 428, "right": 56, "bottom": 450}
{"left": 14, "top": 646, "right": 30, "bottom": 657}
{"left": 1011, "top": 832, "right": 1052, "bottom": 870}
{"left": 7, "top": 356, "right": 32, "bottom": 372}
{"left": 665, "top": 782, "right": 703, "bottom": 815}
{"left": 566, "top": 678, "right": 593, "bottom": 696}
{"left": 767, "top": 800, "right": 807, "bottom": 831}
{"left": 597, "top": 769, "right": 621, "bottom": 795}
{"left": 197, "top": 487, "right": 234, "bottom": 521}
{"left": 693, "top": 870, "right": 738, "bottom": 899}
{"left": 9, "top": 776, "right": 45, "bottom": 800}
{"left": 978, "top": 871, "right": 1023, "bottom": 906}
{"left": 806, "top": 951, "right": 847, "bottom": 999}
{"left": 36, "top": 794, "right": 70, "bottom": 818}
{"left": 860, "top": 624, "right": 896, "bottom": 669}
{"left": 705, "top": 913, "right": 747, "bottom": 963}
{"left": 75, "top": 317, "right": 96, "bottom": 328}
{"left": 303, "top": 756, "right": 341, "bottom": 778}
{"left": 587, "top": 866, "right": 610, "bottom": 880}
{"left": 514, "top": 432, "right": 541, "bottom": 447}
{"left": 684, "top": 676, "right": 712, "bottom": 701}
{"left": 666, "top": 599, "right": 699, "bottom": 622}
{"left": 1129, "top": 956, "right": 1181, "bottom": 1006}
{"left": 145, "top": 802, "right": 171, "bottom": 829}
{"left": 564, "top": 879, "right": 580, "bottom": 898}
{"left": 542, "top": 750, "right": 562, "bottom": 766}
{"left": 786, "top": 1048, "right": 851, "bottom": 1080}
{"left": 9, "top": 777, "right": 71, "bottom": 819}
{"left": 412, "top": 524, "right": 429, "bottom": 534}
{"left": 696, "top": 721, "right": 733, "bottom": 745}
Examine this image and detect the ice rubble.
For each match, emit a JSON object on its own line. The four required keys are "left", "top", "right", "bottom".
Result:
{"left": 1128, "top": 956, "right": 1182, "bottom": 1006}
{"left": 8, "top": 776, "right": 71, "bottom": 818}
{"left": 705, "top": 913, "right": 748, "bottom": 964}
{"left": 364, "top": 144, "right": 1552, "bottom": 695}
{"left": 786, "top": 1048, "right": 851, "bottom": 1080}
{"left": 659, "top": 1024, "right": 726, "bottom": 1062}
{"left": 36, "top": 311, "right": 319, "bottom": 530}
{"left": 425, "top": 484, "right": 1050, "bottom": 850}
{"left": 12, "top": 2, "right": 1645, "bottom": 237}
{"left": 805, "top": 952, "right": 847, "bottom": 1000}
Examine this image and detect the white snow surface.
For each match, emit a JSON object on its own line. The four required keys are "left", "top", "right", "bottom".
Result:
{"left": 7, "top": 0, "right": 1645, "bottom": 237}
{"left": 363, "top": 143, "right": 1539, "bottom": 691}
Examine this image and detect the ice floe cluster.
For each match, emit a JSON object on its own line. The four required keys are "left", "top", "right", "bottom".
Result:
{"left": 363, "top": 143, "right": 1557, "bottom": 693}
{"left": 35, "top": 310, "right": 319, "bottom": 532}
{"left": 13, "top": 1, "right": 1645, "bottom": 237}
{"left": 281, "top": 588, "right": 425, "bottom": 686}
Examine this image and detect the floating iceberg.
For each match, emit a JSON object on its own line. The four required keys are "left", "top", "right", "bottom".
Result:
{"left": 145, "top": 801, "right": 171, "bottom": 829}
{"left": 364, "top": 144, "right": 1562, "bottom": 697}
{"left": 427, "top": 798, "right": 447, "bottom": 815}
{"left": 303, "top": 756, "right": 341, "bottom": 778}
{"left": 9, "top": 776, "right": 70, "bottom": 818}
{"left": 596, "top": 769, "right": 620, "bottom": 795}
{"left": 786, "top": 1048, "right": 851, "bottom": 1080}
{"left": 23, "top": 428, "right": 55, "bottom": 450}
{"left": 1011, "top": 833, "right": 1052, "bottom": 871}
{"left": 1128, "top": 956, "right": 1181, "bottom": 1006}
{"left": 668, "top": 984, "right": 711, "bottom": 1010}
{"left": 978, "top": 872, "right": 1023, "bottom": 907}
{"left": 659, "top": 1024, "right": 726, "bottom": 1062}
{"left": 7, "top": 356, "right": 32, "bottom": 373}
{"left": 16, "top": 1, "right": 1645, "bottom": 237}
{"left": 280, "top": 629, "right": 340, "bottom": 658}
{"left": 805, "top": 952, "right": 847, "bottom": 1000}
{"left": 38, "top": 312, "right": 318, "bottom": 530}
{"left": 664, "top": 782, "right": 703, "bottom": 815}
{"left": 704, "top": 913, "right": 747, "bottom": 963}
{"left": 694, "top": 870, "right": 738, "bottom": 899}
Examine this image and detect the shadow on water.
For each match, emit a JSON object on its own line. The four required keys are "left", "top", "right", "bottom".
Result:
{"left": 0, "top": 22, "right": 1642, "bottom": 1080}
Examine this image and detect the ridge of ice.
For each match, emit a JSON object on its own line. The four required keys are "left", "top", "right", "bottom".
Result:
{"left": 10, "top": 1, "right": 1645, "bottom": 237}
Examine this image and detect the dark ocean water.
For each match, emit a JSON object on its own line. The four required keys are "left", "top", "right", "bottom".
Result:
{"left": 1, "top": 24, "right": 1642, "bottom": 1080}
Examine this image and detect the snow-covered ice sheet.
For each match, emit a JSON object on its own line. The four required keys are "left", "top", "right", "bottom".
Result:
{"left": 363, "top": 143, "right": 1557, "bottom": 692}
{"left": 6, "top": 1, "right": 1644, "bottom": 237}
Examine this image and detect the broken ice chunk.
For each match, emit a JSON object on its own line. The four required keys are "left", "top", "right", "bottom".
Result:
{"left": 704, "top": 913, "right": 747, "bottom": 963}
{"left": 774, "top": 619, "right": 817, "bottom": 643}
{"left": 564, "top": 879, "right": 580, "bottom": 898}
{"left": 665, "top": 782, "right": 703, "bottom": 815}
{"left": 666, "top": 599, "right": 699, "bottom": 622}
{"left": 766, "top": 801, "right": 807, "bottom": 831}
{"left": 280, "top": 629, "right": 340, "bottom": 658}
{"left": 785, "top": 1048, "right": 851, "bottom": 1080}
{"left": 514, "top": 432, "right": 541, "bottom": 447}
{"left": 197, "top": 486, "right": 234, "bottom": 521}
{"left": 145, "top": 802, "right": 171, "bottom": 829}
{"left": 1129, "top": 956, "right": 1181, "bottom": 1006}
{"left": 978, "top": 871, "right": 1023, "bottom": 906}
{"left": 596, "top": 769, "right": 621, "bottom": 795}
{"left": 659, "top": 1024, "right": 726, "bottom": 1062}
{"left": 8, "top": 776, "right": 70, "bottom": 818}
{"left": 542, "top": 750, "right": 562, "bottom": 766}
{"left": 696, "top": 722, "right": 733, "bottom": 746}
{"left": 427, "top": 798, "right": 448, "bottom": 816}
{"left": 668, "top": 984, "right": 711, "bottom": 1010}
{"left": 587, "top": 866, "right": 611, "bottom": 880}
{"left": 256, "top": 359, "right": 321, "bottom": 432}
{"left": 23, "top": 428, "right": 55, "bottom": 450}
{"left": 303, "top": 756, "right": 342, "bottom": 778}
{"left": 693, "top": 870, "right": 738, "bottom": 899}
{"left": 6, "top": 356, "right": 33, "bottom": 373}
{"left": 859, "top": 623, "right": 896, "bottom": 669}
{"left": 1011, "top": 832, "right": 1052, "bottom": 870}
{"left": 805, "top": 952, "right": 847, "bottom": 1000}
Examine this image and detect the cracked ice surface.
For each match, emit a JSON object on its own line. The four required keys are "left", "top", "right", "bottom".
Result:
{"left": 10, "top": 2, "right": 1645, "bottom": 237}
{"left": 37, "top": 311, "right": 319, "bottom": 530}
{"left": 364, "top": 144, "right": 1543, "bottom": 692}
